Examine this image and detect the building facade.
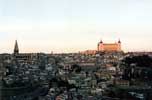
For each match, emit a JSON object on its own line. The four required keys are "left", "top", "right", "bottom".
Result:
{"left": 97, "top": 39, "right": 121, "bottom": 52}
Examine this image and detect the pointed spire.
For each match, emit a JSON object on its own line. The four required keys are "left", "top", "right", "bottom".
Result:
{"left": 14, "top": 40, "right": 19, "bottom": 54}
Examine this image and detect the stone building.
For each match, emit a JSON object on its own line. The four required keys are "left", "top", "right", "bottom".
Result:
{"left": 97, "top": 39, "right": 121, "bottom": 52}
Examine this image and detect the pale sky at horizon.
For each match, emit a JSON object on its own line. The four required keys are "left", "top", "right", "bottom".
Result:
{"left": 0, "top": 0, "right": 152, "bottom": 53}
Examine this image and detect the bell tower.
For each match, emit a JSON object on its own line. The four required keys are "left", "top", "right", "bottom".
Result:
{"left": 14, "top": 40, "right": 19, "bottom": 55}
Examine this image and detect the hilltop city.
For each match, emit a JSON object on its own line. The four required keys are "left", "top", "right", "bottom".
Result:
{"left": 0, "top": 39, "right": 152, "bottom": 100}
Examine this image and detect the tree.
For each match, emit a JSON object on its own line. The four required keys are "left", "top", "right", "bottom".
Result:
{"left": 71, "top": 64, "right": 81, "bottom": 73}
{"left": 123, "top": 55, "right": 152, "bottom": 68}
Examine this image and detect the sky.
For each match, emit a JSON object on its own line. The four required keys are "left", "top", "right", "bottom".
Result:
{"left": 0, "top": 0, "right": 152, "bottom": 53}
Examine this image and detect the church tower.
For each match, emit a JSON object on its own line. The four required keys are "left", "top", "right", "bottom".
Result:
{"left": 14, "top": 40, "right": 19, "bottom": 55}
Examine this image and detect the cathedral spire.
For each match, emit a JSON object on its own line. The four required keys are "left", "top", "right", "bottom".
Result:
{"left": 14, "top": 40, "right": 19, "bottom": 54}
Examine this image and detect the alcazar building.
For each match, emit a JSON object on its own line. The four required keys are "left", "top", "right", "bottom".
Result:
{"left": 97, "top": 39, "right": 121, "bottom": 52}
{"left": 81, "top": 39, "right": 122, "bottom": 54}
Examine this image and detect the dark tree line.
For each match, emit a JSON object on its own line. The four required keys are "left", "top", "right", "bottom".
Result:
{"left": 123, "top": 55, "right": 152, "bottom": 68}
{"left": 122, "top": 55, "right": 152, "bottom": 81}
